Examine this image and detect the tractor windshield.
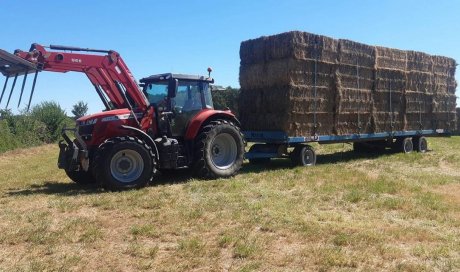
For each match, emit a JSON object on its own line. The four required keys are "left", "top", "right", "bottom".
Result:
{"left": 144, "top": 82, "right": 168, "bottom": 105}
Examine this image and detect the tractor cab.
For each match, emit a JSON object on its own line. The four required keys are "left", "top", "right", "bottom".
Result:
{"left": 141, "top": 73, "right": 214, "bottom": 137}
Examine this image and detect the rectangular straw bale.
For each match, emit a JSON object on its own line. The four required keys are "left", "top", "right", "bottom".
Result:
{"left": 407, "top": 51, "right": 432, "bottom": 73}
{"left": 290, "top": 112, "right": 334, "bottom": 135}
{"left": 405, "top": 91, "right": 433, "bottom": 113}
{"left": 373, "top": 90, "right": 405, "bottom": 114}
{"left": 337, "top": 89, "right": 372, "bottom": 111}
{"left": 432, "top": 112, "right": 456, "bottom": 130}
{"left": 405, "top": 113, "right": 433, "bottom": 130}
{"left": 240, "top": 36, "right": 268, "bottom": 65}
{"left": 239, "top": 59, "right": 335, "bottom": 89}
{"left": 375, "top": 68, "right": 406, "bottom": 91}
{"left": 337, "top": 64, "right": 374, "bottom": 90}
{"left": 240, "top": 31, "right": 339, "bottom": 65}
{"left": 374, "top": 112, "right": 405, "bottom": 132}
{"left": 336, "top": 112, "right": 373, "bottom": 135}
{"left": 338, "top": 39, "right": 375, "bottom": 68}
{"left": 376, "top": 46, "right": 407, "bottom": 70}
{"left": 407, "top": 71, "right": 433, "bottom": 93}
{"left": 432, "top": 74, "right": 457, "bottom": 94}
{"left": 432, "top": 55, "right": 456, "bottom": 76}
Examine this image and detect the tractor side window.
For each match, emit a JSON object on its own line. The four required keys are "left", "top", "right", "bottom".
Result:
{"left": 175, "top": 81, "right": 203, "bottom": 113}
{"left": 145, "top": 83, "right": 168, "bottom": 105}
{"left": 202, "top": 83, "right": 213, "bottom": 109}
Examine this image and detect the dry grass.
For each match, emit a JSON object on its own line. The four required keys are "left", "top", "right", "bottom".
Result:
{"left": 0, "top": 137, "right": 459, "bottom": 271}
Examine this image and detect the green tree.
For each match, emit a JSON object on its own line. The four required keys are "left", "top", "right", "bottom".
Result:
{"left": 211, "top": 86, "right": 240, "bottom": 116}
{"left": 30, "top": 101, "right": 69, "bottom": 142}
{"left": 71, "top": 101, "right": 88, "bottom": 119}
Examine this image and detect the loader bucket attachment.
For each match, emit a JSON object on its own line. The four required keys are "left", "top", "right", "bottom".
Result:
{"left": 0, "top": 49, "right": 39, "bottom": 110}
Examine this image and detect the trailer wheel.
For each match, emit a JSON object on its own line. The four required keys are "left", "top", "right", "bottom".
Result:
{"left": 92, "top": 137, "right": 155, "bottom": 190}
{"left": 291, "top": 145, "right": 316, "bottom": 166}
{"left": 401, "top": 137, "right": 413, "bottom": 153}
{"left": 65, "top": 170, "right": 95, "bottom": 184}
{"left": 193, "top": 120, "right": 244, "bottom": 178}
{"left": 414, "top": 136, "right": 428, "bottom": 153}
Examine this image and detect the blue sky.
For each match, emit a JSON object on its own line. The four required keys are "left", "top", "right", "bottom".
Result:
{"left": 1, "top": 0, "right": 458, "bottom": 114}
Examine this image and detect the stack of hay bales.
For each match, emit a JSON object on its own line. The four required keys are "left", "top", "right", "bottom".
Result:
{"left": 374, "top": 47, "right": 407, "bottom": 132}
{"left": 335, "top": 40, "right": 375, "bottom": 134}
{"left": 239, "top": 31, "right": 457, "bottom": 136}
{"left": 239, "top": 31, "right": 338, "bottom": 135}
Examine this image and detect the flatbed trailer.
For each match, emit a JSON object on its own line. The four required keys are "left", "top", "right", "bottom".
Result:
{"left": 243, "top": 129, "right": 452, "bottom": 166}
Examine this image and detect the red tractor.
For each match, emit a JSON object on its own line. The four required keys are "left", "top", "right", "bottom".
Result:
{"left": 0, "top": 44, "right": 245, "bottom": 190}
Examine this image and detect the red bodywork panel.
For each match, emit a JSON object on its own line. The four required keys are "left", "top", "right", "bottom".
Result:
{"left": 14, "top": 44, "right": 148, "bottom": 111}
{"left": 185, "top": 109, "right": 239, "bottom": 140}
{"left": 77, "top": 108, "right": 151, "bottom": 147}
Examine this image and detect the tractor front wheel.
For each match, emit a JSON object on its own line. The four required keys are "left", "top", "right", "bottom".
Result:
{"left": 193, "top": 120, "right": 244, "bottom": 178}
{"left": 92, "top": 137, "right": 155, "bottom": 190}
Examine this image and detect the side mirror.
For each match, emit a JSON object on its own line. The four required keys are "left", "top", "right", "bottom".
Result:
{"left": 168, "top": 79, "right": 178, "bottom": 98}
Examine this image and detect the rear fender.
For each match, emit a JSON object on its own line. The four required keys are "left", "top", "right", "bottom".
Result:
{"left": 184, "top": 109, "right": 240, "bottom": 140}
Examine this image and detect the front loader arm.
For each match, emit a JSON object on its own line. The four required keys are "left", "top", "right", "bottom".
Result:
{"left": 3, "top": 43, "right": 148, "bottom": 111}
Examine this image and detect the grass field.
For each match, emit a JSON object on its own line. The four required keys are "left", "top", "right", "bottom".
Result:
{"left": 0, "top": 137, "right": 459, "bottom": 271}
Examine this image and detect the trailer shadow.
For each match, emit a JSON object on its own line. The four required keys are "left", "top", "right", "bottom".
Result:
{"left": 6, "top": 149, "right": 398, "bottom": 197}
{"left": 317, "top": 149, "right": 399, "bottom": 164}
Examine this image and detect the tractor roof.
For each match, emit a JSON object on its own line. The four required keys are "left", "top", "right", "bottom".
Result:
{"left": 140, "top": 73, "right": 214, "bottom": 84}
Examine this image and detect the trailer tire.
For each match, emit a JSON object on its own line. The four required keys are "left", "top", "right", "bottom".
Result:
{"left": 65, "top": 170, "right": 95, "bottom": 184}
{"left": 414, "top": 136, "right": 428, "bottom": 153}
{"left": 401, "top": 137, "right": 413, "bottom": 153}
{"left": 291, "top": 145, "right": 316, "bottom": 166}
{"left": 92, "top": 136, "right": 155, "bottom": 191}
{"left": 193, "top": 120, "right": 244, "bottom": 178}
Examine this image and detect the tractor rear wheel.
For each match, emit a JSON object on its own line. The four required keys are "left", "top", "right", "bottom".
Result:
{"left": 193, "top": 120, "right": 244, "bottom": 178}
{"left": 65, "top": 169, "right": 95, "bottom": 184}
{"left": 92, "top": 136, "right": 155, "bottom": 190}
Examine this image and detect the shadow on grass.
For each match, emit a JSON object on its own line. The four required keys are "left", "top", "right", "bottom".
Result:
{"left": 6, "top": 149, "right": 398, "bottom": 196}
{"left": 6, "top": 181, "right": 102, "bottom": 197}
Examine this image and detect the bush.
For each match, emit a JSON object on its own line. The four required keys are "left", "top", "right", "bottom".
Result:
{"left": 0, "top": 102, "right": 75, "bottom": 153}
{"left": 0, "top": 120, "right": 19, "bottom": 153}
{"left": 30, "top": 101, "right": 70, "bottom": 142}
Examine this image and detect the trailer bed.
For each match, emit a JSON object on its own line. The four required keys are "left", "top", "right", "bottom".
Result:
{"left": 243, "top": 129, "right": 451, "bottom": 161}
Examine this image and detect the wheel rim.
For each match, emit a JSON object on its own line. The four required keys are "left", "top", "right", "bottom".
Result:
{"left": 210, "top": 133, "right": 238, "bottom": 170}
{"left": 301, "top": 148, "right": 315, "bottom": 166}
{"left": 110, "top": 149, "right": 144, "bottom": 183}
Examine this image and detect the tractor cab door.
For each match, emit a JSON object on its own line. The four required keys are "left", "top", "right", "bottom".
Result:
{"left": 170, "top": 80, "right": 213, "bottom": 137}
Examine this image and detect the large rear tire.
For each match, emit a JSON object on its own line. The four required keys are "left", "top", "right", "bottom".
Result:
{"left": 65, "top": 169, "right": 95, "bottom": 184}
{"left": 193, "top": 120, "right": 244, "bottom": 178}
{"left": 92, "top": 137, "right": 155, "bottom": 191}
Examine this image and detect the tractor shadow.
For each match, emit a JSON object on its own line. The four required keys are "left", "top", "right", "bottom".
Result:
{"left": 6, "top": 181, "right": 103, "bottom": 197}
{"left": 5, "top": 149, "right": 399, "bottom": 197}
